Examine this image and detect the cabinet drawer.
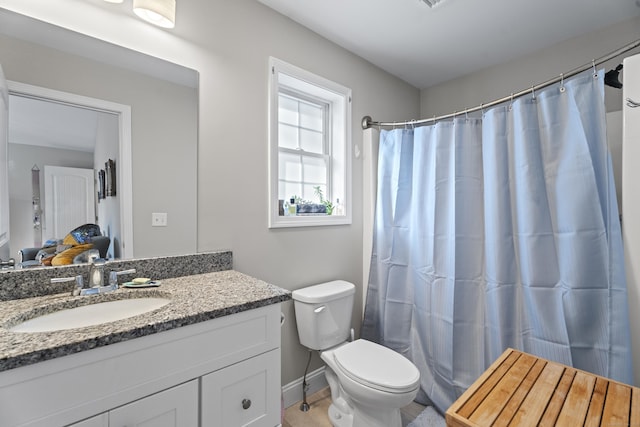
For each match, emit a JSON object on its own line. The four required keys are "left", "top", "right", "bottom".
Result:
{"left": 69, "top": 413, "right": 108, "bottom": 427}
{"left": 110, "top": 380, "right": 198, "bottom": 427}
{"left": 201, "top": 349, "right": 281, "bottom": 427}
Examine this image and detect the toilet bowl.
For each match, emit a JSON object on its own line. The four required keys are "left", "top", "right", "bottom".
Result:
{"left": 321, "top": 339, "right": 420, "bottom": 427}
{"left": 292, "top": 280, "right": 421, "bottom": 427}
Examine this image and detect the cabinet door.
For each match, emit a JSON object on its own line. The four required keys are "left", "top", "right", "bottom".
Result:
{"left": 69, "top": 413, "right": 108, "bottom": 427}
{"left": 109, "top": 380, "right": 198, "bottom": 427}
{"left": 201, "top": 349, "right": 280, "bottom": 427}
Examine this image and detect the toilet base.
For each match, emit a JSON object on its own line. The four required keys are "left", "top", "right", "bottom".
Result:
{"left": 323, "top": 362, "right": 406, "bottom": 427}
{"left": 328, "top": 402, "right": 353, "bottom": 427}
{"left": 326, "top": 399, "right": 402, "bottom": 427}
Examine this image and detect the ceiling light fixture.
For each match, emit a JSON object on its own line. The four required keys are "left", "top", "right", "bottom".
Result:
{"left": 133, "top": 0, "right": 176, "bottom": 28}
{"left": 422, "top": 0, "right": 445, "bottom": 7}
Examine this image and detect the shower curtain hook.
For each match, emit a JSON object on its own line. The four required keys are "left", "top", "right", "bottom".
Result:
{"left": 480, "top": 103, "right": 484, "bottom": 116}
{"left": 592, "top": 60, "right": 598, "bottom": 78}
{"left": 559, "top": 73, "right": 566, "bottom": 93}
{"left": 509, "top": 93, "right": 514, "bottom": 111}
{"left": 465, "top": 108, "right": 469, "bottom": 122}
{"left": 531, "top": 86, "right": 536, "bottom": 101}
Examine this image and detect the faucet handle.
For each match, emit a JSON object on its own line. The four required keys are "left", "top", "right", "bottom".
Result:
{"left": 108, "top": 268, "right": 137, "bottom": 287}
{"left": 0, "top": 258, "right": 15, "bottom": 269}
{"left": 52, "top": 275, "right": 84, "bottom": 296}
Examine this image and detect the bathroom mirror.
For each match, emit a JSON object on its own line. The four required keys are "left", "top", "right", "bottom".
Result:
{"left": 0, "top": 8, "right": 198, "bottom": 266}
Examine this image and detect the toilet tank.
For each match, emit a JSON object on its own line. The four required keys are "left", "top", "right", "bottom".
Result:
{"left": 292, "top": 280, "right": 355, "bottom": 350}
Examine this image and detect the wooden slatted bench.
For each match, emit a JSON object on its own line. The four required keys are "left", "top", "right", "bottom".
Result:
{"left": 446, "top": 348, "right": 640, "bottom": 426}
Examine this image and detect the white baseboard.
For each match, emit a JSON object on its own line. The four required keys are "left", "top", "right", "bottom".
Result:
{"left": 282, "top": 366, "right": 328, "bottom": 409}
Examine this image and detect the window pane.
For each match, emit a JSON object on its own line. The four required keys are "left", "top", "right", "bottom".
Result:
{"left": 279, "top": 152, "right": 302, "bottom": 182}
{"left": 278, "top": 95, "right": 298, "bottom": 126}
{"left": 278, "top": 123, "right": 298, "bottom": 150}
{"left": 302, "top": 156, "right": 327, "bottom": 185}
{"left": 299, "top": 128, "right": 323, "bottom": 153}
{"left": 305, "top": 184, "right": 327, "bottom": 204}
{"left": 279, "top": 182, "right": 302, "bottom": 202}
{"left": 299, "top": 102, "right": 323, "bottom": 131}
{"left": 302, "top": 184, "right": 319, "bottom": 202}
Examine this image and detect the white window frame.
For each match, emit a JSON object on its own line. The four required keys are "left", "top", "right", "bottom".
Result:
{"left": 268, "top": 57, "right": 352, "bottom": 228}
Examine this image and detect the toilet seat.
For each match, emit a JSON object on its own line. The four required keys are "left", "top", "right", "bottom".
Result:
{"left": 332, "top": 340, "right": 420, "bottom": 394}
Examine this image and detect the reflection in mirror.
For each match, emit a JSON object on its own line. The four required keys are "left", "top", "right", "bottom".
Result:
{"left": 8, "top": 84, "right": 128, "bottom": 265}
{"left": 0, "top": 8, "right": 199, "bottom": 268}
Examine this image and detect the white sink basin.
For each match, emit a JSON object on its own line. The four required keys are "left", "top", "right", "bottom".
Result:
{"left": 9, "top": 298, "right": 171, "bottom": 333}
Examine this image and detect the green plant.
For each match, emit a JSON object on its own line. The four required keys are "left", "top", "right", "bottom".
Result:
{"left": 313, "top": 186, "right": 333, "bottom": 215}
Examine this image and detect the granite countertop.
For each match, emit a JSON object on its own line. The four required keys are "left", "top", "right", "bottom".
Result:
{"left": 0, "top": 270, "right": 291, "bottom": 372}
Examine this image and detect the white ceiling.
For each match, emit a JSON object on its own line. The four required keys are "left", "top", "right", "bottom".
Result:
{"left": 257, "top": 0, "right": 640, "bottom": 89}
{"left": 8, "top": 95, "right": 102, "bottom": 152}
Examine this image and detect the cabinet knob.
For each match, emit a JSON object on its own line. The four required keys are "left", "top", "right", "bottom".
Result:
{"left": 242, "top": 398, "right": 252, "bottom": 410}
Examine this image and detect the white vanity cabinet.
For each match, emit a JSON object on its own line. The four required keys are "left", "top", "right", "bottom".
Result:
{"left": 70, "top": 414, "right": 108, "bottom": 427}
{"left": 202, "top": 349, "right": 280, "bottom": 426}
{"left": 109, "top": 380, "right": 199, "bottom": 427}
{"left": 0, "top": 304, "right": 282, "bottom": 427}
{"left": 70, "top": 380, "right": 198, "bottom": 427}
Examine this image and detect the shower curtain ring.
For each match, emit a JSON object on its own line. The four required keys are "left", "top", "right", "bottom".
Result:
{"left": 509, "top": 93, "right": 514, "bottom": 111}
{"left": 531, "top": 86, "right": 536, "bottom": 101}
{"left": 592, "top": 60, "right": 598, "bottom": 78}
{"left": 480, "top": 103, "right": 484, "bottom": 116}
{"left": 560, "top": 73, "right": 565, "bottom": 93}
{"left": 465, "top": 108, "right": 469, "bottom": 121}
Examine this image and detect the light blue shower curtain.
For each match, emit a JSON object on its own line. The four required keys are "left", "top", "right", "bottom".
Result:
{"left": 361, "top": 70, "right": 633, "bottom": 412}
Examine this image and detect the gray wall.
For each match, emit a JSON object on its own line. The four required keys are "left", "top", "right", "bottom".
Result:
{"left": 94, "top": 113, "right": 121, "bottom": 259}
{"left": 420, "top": 16, "right": 640, "bottom": 118}
{"left": 0, "top": 0, "right": 420, "bottom": 386}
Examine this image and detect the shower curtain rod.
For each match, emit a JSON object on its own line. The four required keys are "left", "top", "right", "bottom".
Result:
{"left": 361, "top": 38, "right": 640, "bottom": 130}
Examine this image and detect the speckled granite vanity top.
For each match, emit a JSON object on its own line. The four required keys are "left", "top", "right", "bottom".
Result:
{"left": 0, "top": 269, "right": 291, "bottom": 372}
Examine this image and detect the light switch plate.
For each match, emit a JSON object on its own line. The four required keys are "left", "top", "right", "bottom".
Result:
{"left": 152, "top": 212, "right": 168, "bottom": 227}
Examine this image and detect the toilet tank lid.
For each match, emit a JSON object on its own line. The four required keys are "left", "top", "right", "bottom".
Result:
{"left": 292, "top": 280, "right": 355, "bottom": 303}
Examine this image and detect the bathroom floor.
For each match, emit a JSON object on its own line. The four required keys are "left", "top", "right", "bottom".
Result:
{"left": 283, "top": 387, "right": 426, "bottom": 427}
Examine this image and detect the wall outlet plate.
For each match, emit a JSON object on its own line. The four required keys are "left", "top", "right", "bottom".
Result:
{"left": 151, "top": 212, "right": 167, "bottom": 227}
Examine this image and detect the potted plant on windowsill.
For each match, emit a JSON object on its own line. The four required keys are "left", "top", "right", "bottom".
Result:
{"left": 287, "top": 186, "right": 335, "bottom": 216}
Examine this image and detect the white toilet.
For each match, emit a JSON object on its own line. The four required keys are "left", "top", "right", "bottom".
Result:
{"left": 292, "top": 280, "right": 420, "bottom": 427}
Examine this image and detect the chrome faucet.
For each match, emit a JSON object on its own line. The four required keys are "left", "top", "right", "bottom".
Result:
{"left": 88, "top": 251, "right": 106, "bottom": 288}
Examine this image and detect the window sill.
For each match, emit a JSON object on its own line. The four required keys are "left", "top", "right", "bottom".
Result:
{"left": 268, "top": 214, "right": 351, "bottom": 229}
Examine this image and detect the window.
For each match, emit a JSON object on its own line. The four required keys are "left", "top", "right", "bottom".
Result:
{"left": 268, "top": 58, "right": 351, "bottom": 228}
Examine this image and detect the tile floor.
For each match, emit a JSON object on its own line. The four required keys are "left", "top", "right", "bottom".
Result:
{"left": 282, "top": 387, "right": 426, "bottom": 427}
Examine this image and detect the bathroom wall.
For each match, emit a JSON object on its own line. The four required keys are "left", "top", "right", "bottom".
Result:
{"left": 0, "top": 0, "right": 421, "bottom": 386}
{"left": 93, "top": 113, "right": 121, "bottom": 259}
{"left": 420, "top": 16, "right": 640, "bottom": 117}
